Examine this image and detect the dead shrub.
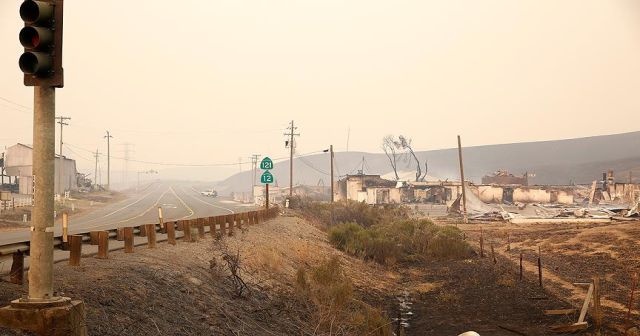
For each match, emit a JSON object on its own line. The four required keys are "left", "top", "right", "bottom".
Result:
{"left": 295, "top": 256, "right": 392, "bottom": 336}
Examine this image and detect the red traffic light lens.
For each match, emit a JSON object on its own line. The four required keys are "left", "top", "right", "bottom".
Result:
{"left": 19, "top": 26, "right": 52, "bottom": 49}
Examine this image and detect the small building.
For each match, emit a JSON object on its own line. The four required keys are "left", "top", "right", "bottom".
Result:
{"left": 3, "top": 143, "right": 78, "bottom": 195}
{"left": 336, "top": 174, "right": 398, "bottom": 204}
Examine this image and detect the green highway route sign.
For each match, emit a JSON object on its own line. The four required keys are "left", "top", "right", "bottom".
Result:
{"left": 260, "top": 157, "right": 273, "bottom": 170}
{"left": 260, "top": 171, "right": 274, "bottom": 184}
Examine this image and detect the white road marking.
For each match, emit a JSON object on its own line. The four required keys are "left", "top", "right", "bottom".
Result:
{"left": 78, "top": 183, "right": 162, "bottom": 225}
{"left": 170, "top": 186, "right": 196, "bottom": 220}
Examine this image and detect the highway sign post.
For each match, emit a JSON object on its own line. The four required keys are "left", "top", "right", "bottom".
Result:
{"left": 260, "top": 163, "right": 273, "bottom": 209}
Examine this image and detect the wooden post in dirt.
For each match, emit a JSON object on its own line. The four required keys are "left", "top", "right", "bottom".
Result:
{"left": 626, "top": 273, "right": 638, "bottom": 329}
{"left": 457, "top": 135, "right": 468, "bottom": 224}
{"left": 593, "top": 276, "right": 602, "bottom": 329}
{"left": 479, "top": 228, "right": 484, "bottom": 258}
{"left": 9, "top": 251, "right": 24, "bottom": 285}
{"left": 519, "top": 252, "right": 523, "bottom": 281}
{"left": 490, "top": 243, "right": 496, "bottom": 264}
{"left": 183, "top": 220, "right": 193, "bottom": 242}
{"left": 97, "top": 231, "right": 109, "bottom": 259}
{"left": 69, "top": 235, "right": 83, "bottom": 266}
{"left": 506, "top": 233, "right": 511, "bottom": 252}
{"left": 166, "top": 221, "right": 176, "bottom": 245}
{"left": 146, "top": 224, "right": 157, "bottom": 248}
{"left": 124, "top": 227, "right": 134, "bottom": 253}
{"left": 176, "top": 220, "right": 184, "bottom": 231}
{"left": 537, "top": 246, "right": 543, "bottom": 288}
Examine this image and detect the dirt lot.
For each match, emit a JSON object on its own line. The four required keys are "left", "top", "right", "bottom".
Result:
{"left": 456, "top": 219, "right": 640, "bottom": 334}
{"left": 0, "top": 214, "right": 582, "bottom": 335}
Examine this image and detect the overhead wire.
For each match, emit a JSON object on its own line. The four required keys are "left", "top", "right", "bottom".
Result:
{"left": 65, "top": 142, "right": 325, "bottom": 168}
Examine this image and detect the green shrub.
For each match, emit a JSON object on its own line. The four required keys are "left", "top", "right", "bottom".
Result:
{"left": 427, "top": 225, "right": 471, "bottom": 259}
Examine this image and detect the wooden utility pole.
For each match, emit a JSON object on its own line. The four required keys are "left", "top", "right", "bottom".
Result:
{"left": 55, "top": 116, "right": 70, "bottom": 196}
{"left": 284, "top": 120, "right": 299, "bottom": 197}
{"left": 93, "top": 148, "right": 100, "bottom": 189}
{"left": 457, "top": 135, "right": 468, "bottom": 223}
{"left": 330, "top": 144, "right": 335, "bottom": 203}
{"left": 104, "top": 131, "right": 113, "bottom": 190}
{"left": 250, "top": 154, "right": 260, "bottom": 200}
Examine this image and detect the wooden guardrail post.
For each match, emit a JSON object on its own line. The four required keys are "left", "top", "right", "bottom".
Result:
{"left": 124, "top": 227, "right": 134, "bottom": 253}
{"left": 158, "top": 207, "right": 165, "bottom": 233}
{"left": 209, "top": 217, "right": 217, "bottom": 238}
{"left": 138, "top": 224, "right": 147, "bottom": 237}
{"left": 183, "top": 220, "right": 193, "bottom": 242}
{"left": 69, "top": 235, "right": 83, "bottom": 266}
{"left": 197, "top": 218, "right": 205, "bottom": 238}
{"left": 9, "top": 251, "right": 24, "bottom": 285}
{"left": 166, "top": 221, "right": 176, "bottom": 245}
{"left": 228, "top": 215, "right": 235, "bottom": 237}
{"left": 97, "top": 231, "right": 109, "bottom": 259}
{"left": 116, "top": 227, "right": 125, "bottom": 241}
{"left": 146, "top": 224, "right": 157, "bottom": 248}
{"left": 90, "top": 231, "right": 100, "bottom": 245}
{"left": 220, "top": 216, "right": 227, "bottom": 236}
{"left": 177, "top": 220, "right": 184, "bottom": 231}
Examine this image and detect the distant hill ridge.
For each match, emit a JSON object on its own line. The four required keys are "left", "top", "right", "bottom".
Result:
{"left": 216, "top": 131, "right": 640, "bottom": 194}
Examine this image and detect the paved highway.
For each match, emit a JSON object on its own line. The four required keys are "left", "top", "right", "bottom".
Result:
{"left": 0, "top": 181, "right": 254, "bottom": 246}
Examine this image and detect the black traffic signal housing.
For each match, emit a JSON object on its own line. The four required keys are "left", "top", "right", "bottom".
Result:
{"left": 19, "top": 0, "right": 64, "bottom": 87}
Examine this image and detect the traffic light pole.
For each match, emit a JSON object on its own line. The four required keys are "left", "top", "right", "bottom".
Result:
{"left": 30, "top": 86, "right": 56, "bottom": 300}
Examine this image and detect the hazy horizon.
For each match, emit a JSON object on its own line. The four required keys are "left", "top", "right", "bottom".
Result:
{"left": 2, "top": 0, "right": 640, "bottom": 181}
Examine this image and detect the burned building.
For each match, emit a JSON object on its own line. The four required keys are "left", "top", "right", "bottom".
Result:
{"left": 481, "top": 170, "right": 528, "bottom": 186}
{"left": 336, "top": 174, "right": 400, "bottom": 204}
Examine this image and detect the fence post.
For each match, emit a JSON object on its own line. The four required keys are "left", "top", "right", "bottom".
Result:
{"left": 166, "top": 221, "right": 176, "bottom": 245}
{"left": 209, "top": 217, "right": 217, "bottom": 238}
{"left": 177, "top": 220, "right": 184, "bottom": 231}
{"left": 9, "top": 251, "right": 24, "bottom": 285}
{"left": 138, "top": 224, "right": 147, "bottom": 237}
{"left": 69, "top": 235, "right": 83, "bottom": 266}
{"left": 538, "top": 246, "right": 543, "bottom": 288}
{"left": 97, "top": 231, "right": 109, "bottom": 259}
{"left": 228, "top": 215, "right": 235, "bottom": 237}
{"left": 519, "top": 252, "right": 523, "bottom": 281}
{"left": 146, "top": 224, "right": 157, "bottom": 248}
{"left": 124, "top": 227, "right": 134, "bottom": 253}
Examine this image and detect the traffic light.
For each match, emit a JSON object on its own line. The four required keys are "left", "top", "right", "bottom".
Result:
{"left": 18, "top": 0, "right": 64, "bottom": 87}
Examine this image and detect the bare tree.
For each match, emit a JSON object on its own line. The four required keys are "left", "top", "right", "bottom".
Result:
{"left": 398, "top": 135, "right": 427, "bottom": 182}
{"left": 382, "top": 135, "right": 401, "bottom": 180}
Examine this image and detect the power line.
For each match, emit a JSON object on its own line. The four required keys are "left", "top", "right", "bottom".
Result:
{"left": 297, "top": 155, "right": 329, "bottom": 175}
{"left": 0, "top": 96, "right": 30, "bottom": 111}
{"left": 65, "top": 142, "right": 324, "bottom": 168}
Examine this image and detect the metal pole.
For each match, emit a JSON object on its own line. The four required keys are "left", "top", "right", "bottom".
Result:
{"left": 29, "top": 86, "right": 56, "bottom": 300}
{"left": 457, "top": 135, "right": 468, "bottom": 224}
{"left": 265, "top": 183, "right": 269, "bottom": 209}
{"left": 330, "top": 145, "right": 334, "bottom": 203}
{"left": 58, "top": 119, "right": 63, "bottom": 196}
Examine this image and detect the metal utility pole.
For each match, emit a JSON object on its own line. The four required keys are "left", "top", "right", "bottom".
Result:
{"left": 55, "top": 116, "right": 70, "bottom": 196}
{"left": 457, "top": 135, "right": 468, "bottom": 224}
{"left": 92, "top": 149, "right": 100, "bottom": 189}
{"left": 104, "top": 131, "right": 113, "bottom": 190}
{"left": 284, "top": 120, "right": 299, "bottom": 196}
